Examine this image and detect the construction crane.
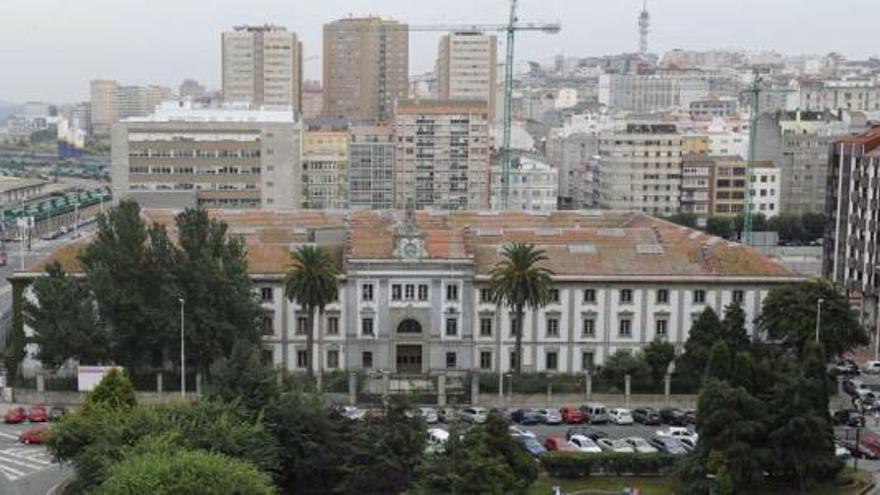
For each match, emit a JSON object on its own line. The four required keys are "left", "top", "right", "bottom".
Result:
{"left": 742, "top": 68, "right": 763, "bottom": 246}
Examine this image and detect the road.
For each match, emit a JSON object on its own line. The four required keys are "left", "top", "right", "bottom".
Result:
{"left": 0, "top": 421, "right": 69, "bottom": 495}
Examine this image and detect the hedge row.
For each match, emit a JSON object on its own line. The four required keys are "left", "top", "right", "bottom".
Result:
{"left": 540, "top": 452, "right": 680, "bottom": 479}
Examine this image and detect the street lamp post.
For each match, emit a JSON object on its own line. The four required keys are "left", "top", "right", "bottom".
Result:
{"left": 179, "top": 298, "right": 185, "bottom": 399}
{"left": 815, "top": 298, "right": 824, "bottom": 342}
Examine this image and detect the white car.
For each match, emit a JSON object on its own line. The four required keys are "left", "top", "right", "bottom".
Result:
{"left": 864, "top": 361, "right": 880, "bottom": 374}
{"left": 678, "top": 436, "right": 697, "bottom": 451}
{"left": 656, "top": 426, "right": 699, "bottom": 444}
{"left": 568, "top": 434, "right": 603, "bottom": 453}
{"left": 609, "top": 408, "right": 634, "bottom": 425}
{"left": 537, "top": 408, "right": 563, "bottom": 425}
{"left": 426, "top": 428, "right": 450, "bottom": 454}
{"left": 461, "top": 407, "right": 488, "bottom": 424}
{"left": 597, "top": 438, "right": 635, "bottom": 453}
{"left": 624, "top": 436, "right": 659, "bottom": 454}
{"left": 341, "top": 406, "right": 365, "bottom": 421}
{"left": 509, "top": 425, "right": 537, "bottom": 439}
{"left": 417, "top": 407, "right": 439, "bottom": 424}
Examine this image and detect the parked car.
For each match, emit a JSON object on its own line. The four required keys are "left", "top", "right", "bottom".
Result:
{"left": 839, "top": 432, "right": 880, "bottom": 459}
{"left": 438, "top": 407, "right": 457, "bottom": 423}
{"left": 426, "top": 428, "right": 450, "bottom": 454}
{"left": 597, "top": 438, "right": 636, "bottom": 453}
{"left": 844, "top": 378, "right": 865, "bottom": 397}
{"left": 341, "top": 406, "right": 366, "bottom": 421}
{"left": 683, "top": 409, "right": 697, "bottom": 424}
{"left": 829, "top": 359, "right": 860, "bottom": 377}
{"left": 509, "top": 425, "right": 537, "bottom": 439}
{"left": 489, "top": 407, "right": 514, "bottom": 421}
{"left": 4, "top": 407, "right": 27, "bottom": 424}
{"left": 632, "top": 407, "right": 661, "bottom": 425}
{"left": 416, "top": 407, "right": 439, "bottom": 424}
{"left": 365, "top": 408, "right": 385, "bottom": 421}
{"left": 543, "top": 436, "right": 579, "bottom": 453}
{"left": 624, "top": 437, "right": 659, "bottom": 454}
{"left": 512, "top": 408, "right": 543, "bottom": 425}
{"left": 460, "top": 407, "right": 488, "bottom": 424}
{"left": 678, "top": 437, "right": 698, "bottom": 451}
{"left": 27, "top": 406, "right": 47, "bottom": 423}
{"left": 568, "top": 434, "right": 603, "bottom": 453}
{"left": 863, "top": 361, "right": 880, "bottom": 374}
{"left": 560, "top": 406, "right": 585, "bottom": 424}
{"left": 580, "top": 403, "right": 609, "bottom": 424}
{"left": 854, "top": 390, "right": 878, "bottom": 408}
{"left": 660, "top": 408, "right": 688, "bottom": 426}
{"left": 566, "top": 426, "right": 609, "bottom": 442}
{"left": 513, "top": 434, "right": 547, "bottom": 457}
{"left": 609, "top": 408, "right": 634, "bottom": 425}
{"left": 650, "top": 436, "right": 689, "bottom": 456}
{"left": 835, "top": 442, "right": 852, "bottom": 461}
{"left": 536, "top": 408, "right": 563, "bottom": 425}
{"left": 19, "top": 424, "right": 49, "bottom": 445}
{"left": 48, "top": 406, "right": 68, "bottom": 422}
{"left": 656, "top": 426, "right": 699, "bottom": 444}
{"left": 833, "top": 409, "right": 866, "bottom": 428}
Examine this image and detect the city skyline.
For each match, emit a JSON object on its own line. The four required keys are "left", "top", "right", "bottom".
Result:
{"left": 1, "top": 0, "right": 879, "bottom": 103}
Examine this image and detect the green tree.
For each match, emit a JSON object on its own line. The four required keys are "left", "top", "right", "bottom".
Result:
{"left": 85, "top": 368, "right": 136, "bottom": 411}
{"left": 643, "top": 338, "right": 676, "bottom": 385}
{"left": 210, "top": 340, "right": 279, "bottom": 413}
{"left": 681, "top": 307, "right": 722, "bottom": 376}
{"left": 801, "top": 212, "right": 826, "bottom": 241}
{"left": 768, "top": 213, "right": 805, "bottom": 243}
{"left": 283, "top": 245, "right": 341, "bottom": 385}
{"left": 488, "top": 243, "right": 554, "bottom": 379}
{"left": 601, "top": 349, "right": 649, "bottom": 383}
{"left": 735, "top": 212, "right": 767, "bottom": 233}
{"left": 706, "top": 216, "right": 734, "bottom": 238}
{"left": 757, "top": 279, "right": 866, "bottom": 358}
{"left": 24, "top": 262, "right": 107, "bottom": 370}
{"left": 705, "top": 341, "right": 732, "bottom": 381}
{"left": 97, "top": 449, "right": 274, "bottom": 495}
{"left": 720, "top": 302, "right": 750, "bottom": 354}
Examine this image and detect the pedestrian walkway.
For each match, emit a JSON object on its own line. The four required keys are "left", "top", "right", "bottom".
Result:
{"left": 0, "top": 447, "right": 55, "bottom": 482}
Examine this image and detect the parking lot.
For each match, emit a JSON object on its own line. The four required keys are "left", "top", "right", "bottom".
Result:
{"left": 0, "top": 420, "right": 69, "bottom": 495}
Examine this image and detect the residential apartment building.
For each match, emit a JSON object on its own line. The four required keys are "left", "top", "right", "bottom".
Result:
{"left": 597, "top": 124, "right": 683, "bottom": 215}
{"left": 90, "top": 80, "right": 170, "bottom": 136}
{"left": 490, "top": 156, "right": 558, "bottom": 211}
{"left": 705, "top": 118, "right": 748, "bottom": 159}
{"left": 755, "top": 110, "right": 867, "bottom": 214}
{"left": 111, "top": 101, "right": 303, "bottom": 209}
{"left": 681, "top": 135, "right": 710, "bottom": 155}
{"left": 221, "top": 25, "right": 303, "bottom": 112}
{"left": 680, "top": 154, "right": 715, "bottom": 216}
{"left": 712, "top": 157, "right": 780, "bottom": 218}
{"left": 798, "top": 79, "right": 880, "bottom": 112}
{"left": 689, "top": 97, "right": 738, "bottom": 119}
{"left": 546, "top": 132, "right": 599, "bottom": 210}
{"left": 393, "top": 100, "right": 491, "bottom": 210}
{"left": 302, "top": 117, "right": 350, "bottom": 209}
{"left": 825, "top": 126, "right": 880, "bottom": 329}
{"left": 14, "top": 209, "right": 801, "bottom": 376}
{"left": 436, "top": 32, "right": 497, "bottom": 117}
{"left": 349, "top": 124, "right": 395, "bottom": 210}
{"left": 323, "top": 17, "right": 408, "bottom": 122}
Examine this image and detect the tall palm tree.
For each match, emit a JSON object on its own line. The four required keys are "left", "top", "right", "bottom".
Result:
{"left": 488, "top": 242, "right": 554, "bottom": 381}
{"left": 284, "top": 245, "right": 340, "bottom": 386}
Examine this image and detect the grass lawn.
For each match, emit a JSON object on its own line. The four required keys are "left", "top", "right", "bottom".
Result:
{"left": 528, "top": 468, "right": 873, "bottom": 495}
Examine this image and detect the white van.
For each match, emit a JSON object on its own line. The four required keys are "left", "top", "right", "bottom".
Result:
{"left": 609, "top": 408, "right": 634, "bottom": 425}
{"left": 581, "top": 403, "right": 609, "bottom": 424}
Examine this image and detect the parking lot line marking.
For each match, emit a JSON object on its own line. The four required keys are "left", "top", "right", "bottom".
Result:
{"left": 0, "top": 453, "right": 50, "bottom": 470}
{"left": 0, "top": 463, "right": 25, "bottom": 480}
{"left": 0, "top": 432, "right": 19, "bottom": 440}
{"left": 0, "top": 450, "right": 53, "bottom": 466}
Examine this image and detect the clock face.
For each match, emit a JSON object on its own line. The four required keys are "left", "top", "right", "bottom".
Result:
{"left": 403, "top": 241, "right": 419, "bottom": 258}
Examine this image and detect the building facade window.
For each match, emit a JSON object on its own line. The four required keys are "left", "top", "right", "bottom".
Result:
{"left": 391, "top": 284, "right": 402, "bottom": 301}
{"left": 480, "top": 288, "right": 492, "bottom": 303}
{"left": 733, "top": 290, "right": 744, "bottom": 304}
{"left": 547, "top": 317, "right": 559, "bottom": 337}
{"left": 510, "top": 317, "right": 521, "bottom": 337}
{"left": 620, "top": 289, "right": 633, "bottom": 304}
{"left": 619, "top": 318, "right": 632, "bottom": 337}
{"left": 693, "top": 289, "right": 706, "bottom": 304}
{"left": 582, "top": 318, "right": 595, "bottom": 337}
{"left": 480, "top": 351, "right": 492, "bottom": 370}
{"left": 446, "top": 352, "right": 457, "bottom": 369}
{"left": 445, "top": 318, "right": 458, "bottom": 337}
{"left": 297, "top": 350, "right": 308, "bottom": 368}
{"left": 446, "top": 284, "right": 459, "bottom": 301}
{"left": 656, "top": 289, "right": 669, "bottom": 304}
{"left": 405, "top": 284, "right": 415, "bottom": 300}
{"left": 582, "top": 351, "right": 594, "bottom": 371}
{"left": 546, "top": 351, "right": 558, "bottom": 371}
{"left": 549, "top": 288, "right": 560, "bottom": 303}
{"left": 260, "top": 287, "right": 273, "bottom": 302}
{"left": 480, "top": 317, "right": 493, "bottom": 337}
{"left": 656, "top": 318, "right": 668, "bottom": 337}
{"left": 261, "top": 315, "right": 273, "bottom": 335}
{"left": 327, "top": 350, "right": 339, "bottom": 369}
{"left": 362, "top": 283, "right": 374, "bottom": 302}
{"left": 584, "top": 289, "right": 596, "bottom": 303}
{"left": 326, "top": 316, "right": 339, "bottom": 336}
{"left": 361, "top": 317, "right": 374, "bottom": 336}
{"left": 296, "top": 316, "right": 308, "bottom": 335}
{"left": 418, "top": 284, "right": 429, "bottom": 301}
{"left": 510, "top": 351, "right": 518, "bottom": 370}
{"left": 362, "top": 351, "right": 373, "bottom": 368}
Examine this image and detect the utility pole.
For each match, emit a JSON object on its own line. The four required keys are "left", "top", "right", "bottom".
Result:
{"left": 743, "top": 68, "right": 763, "bottom": 246}
{"left": 179, "top": 298, "right": 186, "bottom": 399}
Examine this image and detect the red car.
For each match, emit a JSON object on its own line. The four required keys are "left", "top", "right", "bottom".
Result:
{"left": 543, "top": 436, "right": 578, "bottom": 453}
{"left": 4, "top": 407, "right": 27, "bottom": 424}
{"left": 560, "top": 406, "right": 585, "bottom": 424}
{"left": 19, "top": 424, "right": 49, "bottom": 444}
{"left": 28, "top": 406, "right": 47, "bottom": 423}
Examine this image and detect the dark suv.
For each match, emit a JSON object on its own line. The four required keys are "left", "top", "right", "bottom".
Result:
{"left": 833, "top": 409, "right": 866, "bottom": 428}
{"left": 660, "top": 408, "right": 688, "bottom": 426}
{"left": 632, "top": 407, "right": 661, "bottom": 425}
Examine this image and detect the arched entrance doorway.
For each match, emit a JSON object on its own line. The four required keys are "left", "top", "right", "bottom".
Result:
{"left": 396, "top": 319, "right": 423, "bottom": 373}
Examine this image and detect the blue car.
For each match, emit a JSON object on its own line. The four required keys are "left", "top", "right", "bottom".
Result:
{"left": 513, "top": 434, "right": 547, "bottom": 457}
{"left": 511, "top": 408, "right": 543, "bottom": 425}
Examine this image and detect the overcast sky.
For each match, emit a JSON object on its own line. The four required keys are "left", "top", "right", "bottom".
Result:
{"left": 1, "top": 0, "right": 878, "bottom": 104}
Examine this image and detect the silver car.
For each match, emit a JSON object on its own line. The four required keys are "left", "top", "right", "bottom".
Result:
{"left": 417, "top": 407, "right": 439, "bottom": 424}
{"left": 537, "top": 408, "right": 563, "bottom": 425}
{"left": 461, "top": 406, "right": 488, "bottom": 424}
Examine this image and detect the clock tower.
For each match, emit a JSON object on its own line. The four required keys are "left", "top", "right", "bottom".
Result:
{"left": 396, "top": 199, "right": 425, "bottom": 260}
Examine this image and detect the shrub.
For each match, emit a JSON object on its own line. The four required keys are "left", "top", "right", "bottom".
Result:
{"left": 85, "top": 368, "right": 136, "bottom": 410}
{"left": 97, "top": 449, "right": 274, "bottom": 495}
{"left": 541, "top": 452, "right": 680, "bottom": 479}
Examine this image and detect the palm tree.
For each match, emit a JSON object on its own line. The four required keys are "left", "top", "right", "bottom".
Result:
{"left": 284, "top": 245, "right": 340, "bottom": 386}
{"left": 488, "top": 242, "right": 554, "bottom": 381}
